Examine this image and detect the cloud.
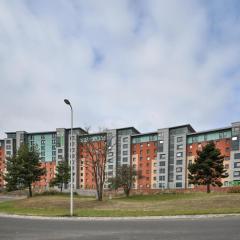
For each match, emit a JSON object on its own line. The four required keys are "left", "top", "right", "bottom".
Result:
{"left": 0, "top": 0, "right": 240, "bottom": 138}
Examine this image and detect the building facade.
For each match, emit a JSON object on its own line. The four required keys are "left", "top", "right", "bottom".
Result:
{"left": 1, "top": 122, "right": 240, "bottom": 191}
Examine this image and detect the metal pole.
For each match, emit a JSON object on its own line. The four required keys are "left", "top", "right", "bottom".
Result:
{"left": 70, "top": 105, "right": 73, "bottom": 216}
{"left": 64, "top": 99, "right": 73, "bottom": 217}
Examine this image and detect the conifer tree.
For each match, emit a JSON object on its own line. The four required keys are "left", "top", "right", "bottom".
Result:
{"left": 50, "top": 160, "right": 70, "bottom": 192}
{"left": 188, "top": 141, "right": 228, "bottom": 193}
{"left": 4, "top": 144, "right": 45, "bottom": 197}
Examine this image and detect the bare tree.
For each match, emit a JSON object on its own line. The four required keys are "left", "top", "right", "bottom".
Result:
{"left": 79, "top": 129, "right": 114, "bottom": 201}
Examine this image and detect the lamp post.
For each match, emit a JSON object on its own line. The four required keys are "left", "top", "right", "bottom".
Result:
{"left": 64, "top": 99, "right": 73, "bottom": 216}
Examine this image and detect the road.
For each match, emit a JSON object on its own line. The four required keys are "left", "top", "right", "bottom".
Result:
{"left": 0, "top": 215, "right": 240, "bottom": 240}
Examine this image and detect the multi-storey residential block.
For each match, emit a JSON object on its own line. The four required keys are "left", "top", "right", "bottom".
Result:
{"left": 131, "top": 125, "right": 195, "bottom": 190}
{"left": 1, "top": 121, "right": 240, "bottom": 191}
{"left": 2, "top": 127, "right": 86, "bottom": 190}
{"left": 78, "top": 127, "right": 139, "bottom": 190}
{"left": 131, "top": 132, "right": 158, "bottom": 189}
{"left": 230, "top": 122, "right": 240, "bottom": 185}
{"left": 0, "top": 140, "right": 5, "bottom": 189}
{"left": 186, "top": 127, "right": 231, "bottom": 188}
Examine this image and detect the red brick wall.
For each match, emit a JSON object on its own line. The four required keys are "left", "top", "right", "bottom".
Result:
{"left": 79, "top": 140, "right": 106, "bottom": 189}
{"left": 33, "top": 162, "right": 56, "bottom": 189}
{"left": 132, "top": 141, "right": 157, "bottom": 189}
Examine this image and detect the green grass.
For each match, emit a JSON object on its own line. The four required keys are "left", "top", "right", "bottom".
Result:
{"left": 0, "top": 192, "right": 240, "bottom": 217}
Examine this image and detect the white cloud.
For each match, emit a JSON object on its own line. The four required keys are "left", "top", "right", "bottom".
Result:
{"left": 0, "top": 0, "right": 240, "bottom": 137}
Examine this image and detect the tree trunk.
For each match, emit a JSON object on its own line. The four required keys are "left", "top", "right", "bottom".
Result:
{"left": 207, "top": 183, "right": 211, "bottom": 193}
{"left": 28, "top": 184, "right": 32, "bottom": 197}
{"left": 60, "top": 183, "right": 63, "bottom": 192}
{"left": 124, "top": 187, "right": 130, "bottom": 197}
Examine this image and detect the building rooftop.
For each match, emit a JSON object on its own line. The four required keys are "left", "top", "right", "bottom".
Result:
{"left": 187, "top": 126, "right": 231, "bottom": 136}
{"left": 5, "top": 127, "right": 87, "bottom": 136}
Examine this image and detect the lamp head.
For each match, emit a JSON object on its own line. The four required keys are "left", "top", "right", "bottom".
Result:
{"left": 64, "top": 99, "right": 71, "bottom": 105}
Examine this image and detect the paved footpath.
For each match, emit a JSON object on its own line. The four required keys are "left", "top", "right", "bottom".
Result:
{"left": 0, "top": 195, "right": 26, "bottom": 202}
{"left": 0, "top": 215, "right": 240, "bottom": 240}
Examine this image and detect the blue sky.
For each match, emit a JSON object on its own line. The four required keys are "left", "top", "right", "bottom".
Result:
{"left": 0, "top": 0, "right": 240, "bottom": 137}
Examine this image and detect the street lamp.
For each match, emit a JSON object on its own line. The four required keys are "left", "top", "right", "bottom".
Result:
{"left": 64, "top": 99, "right": 73, "bottom": 216}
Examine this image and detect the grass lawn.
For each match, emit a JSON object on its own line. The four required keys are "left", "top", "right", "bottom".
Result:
{"left": 0, "top": 192, "right": 240, "bottom": 217}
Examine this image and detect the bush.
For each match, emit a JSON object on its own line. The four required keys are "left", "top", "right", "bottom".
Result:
{"left": 227, "top": 187, "right": 240, "bottom": 193}
{"left": 34, "top": 190, "right": 79, "bottom": 197}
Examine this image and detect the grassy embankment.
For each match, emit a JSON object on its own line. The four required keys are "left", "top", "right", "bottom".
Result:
{"left": 0, "top": 192, "right": 240, "bottom": 217}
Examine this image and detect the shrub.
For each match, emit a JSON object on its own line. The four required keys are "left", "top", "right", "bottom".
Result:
{"left": 227, "top": 187, "right": 240, "bottom": 193}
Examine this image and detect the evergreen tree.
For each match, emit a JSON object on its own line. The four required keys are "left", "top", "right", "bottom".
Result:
{"left": 188, "top": 141, "right": 228, "bottom": 193}
{"left": 50, "top": 160, "right": 70, "bottom": 192}
{"left": 110, "top": 164, "right": 138, "bottom": 197}
{"left": 4, "top": 144, "right": 45, "bottom": 197}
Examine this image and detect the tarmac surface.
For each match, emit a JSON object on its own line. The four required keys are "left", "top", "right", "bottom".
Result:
{"left": 0, "top": 215, "right": 240, "bottom": 240}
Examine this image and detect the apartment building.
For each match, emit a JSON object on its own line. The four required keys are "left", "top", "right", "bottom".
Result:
{"left": 186, "top": 127, "right": 231, "bottom": 188}
{"left": 1, "top": 127, "right": 86, "bottom": 190}
{"left": 0, "top": 140, "right": 5, "bottom": 189}
{"left": 1, "top": 122, "right": 240, "bottom": 191}
{"left": 78, "top": 127, "right": 139, "bottom": 190}
{"left": 131, "top": 132, "right": 158, "bottom": 189}
{"left": 131, "top": 125, "right": 195, "bottom": 190}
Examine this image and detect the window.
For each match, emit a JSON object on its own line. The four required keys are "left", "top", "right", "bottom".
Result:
{"left": 177, "top": 144, "right": 183, "bottom": 150}
{"left": 234, "top": 171, "right": 240, "bottom": 177}
{"left": 234, "top": 162, "right": 240, "bottom": 168}
{"left": 232, "top": 136, "right": 238, "bottom": 141}
{"left": 108, "top": 152, "right": 113, "bottom": 157}
{"left": 132, "top": 157, "right": 136, "bottom": 162}
{"left": 160, "top": 154, "right": 166, "bottom": 159}
{"left": 189, "top": 145, "right": 192, "bottom": 149}
{"left": 147, "top": 157, "right": 150, "bottom": 161}
{"left": 146, "top": 170, "right": 150, "bottom": 174}
{"left": 176, "top": 167, "right": 182, "bottom": 172}
{"left": 159, "top": 168, "right": 165, "bottom": 174}
{"left": 147, "top": 143, "right": 150, "bottom": 147}
{"left": 225, "top": 147, "right": 230, "bottom": 152}
{"left": 159, "top": 161, "right": 165, "bottom": 166}
{"left": 140, "top": 144, "right": 143, "bottom": 148}
{"left": 176, "top": 152, "right": 183, "bottom": 157}
{"left": 176, "top": 182, "right": 182, "bottom": 188}
{"left": 108, "top": 165, "right": 113, "bottom": 170}
{"left": 176, "top": 160, "right": 183, "bottom": 165}
{"left": 224, "top": 181, "right": 229, "bottom": 187}
{"left": 147, "top": 149, "right": 150, "bottom": 154}
{"left": 123, "top": 144, "right": 128, "bottom": 149}
{"left": 123, "top": 137, "right": 128, "bottom": 142}
{"left": 108, "top": 158, "right": 113, "bottom": 163}
{"left": 58, "top": 149, "right": 63, "bottom": 153}
{"left": 234, "top": 153, "right": 240, "bottom": 159}
{"left": 225, "top": 164, "right": 229, "bottom": 169}
{"left": 177, "top": 137, "right": 183, "bottom": 142}
{"left": 159, "top": 176, "right": 165, "bottom": 181}
{"left": 159, "top": 140, "right": 163, "bottom": 144}
{"left": 123, "top": 151, "right": 128, "bottom": 156}
{"left": 159, "top": 183, "right": 165, "bottom": 188}
{"left": 122, "top": 157, "right": 128, "bottom": 162}
{"left": 176, "top": 175, "right": 182, "bottom": 180}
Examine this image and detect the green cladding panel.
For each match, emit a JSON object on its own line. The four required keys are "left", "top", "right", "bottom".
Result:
{"left": 187, "top": 130, "right": 231, "bottom": 144}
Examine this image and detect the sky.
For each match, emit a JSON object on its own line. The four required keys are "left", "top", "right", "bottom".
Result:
{"left": 0, "top": 0, "right": 240, "bottom": 138}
